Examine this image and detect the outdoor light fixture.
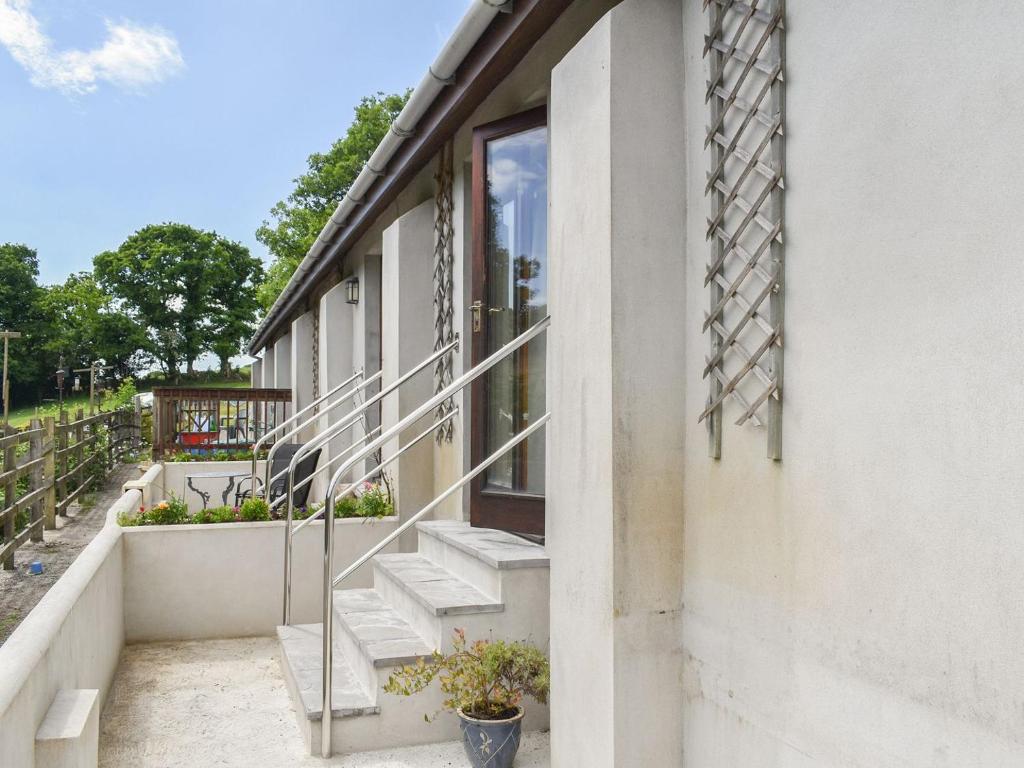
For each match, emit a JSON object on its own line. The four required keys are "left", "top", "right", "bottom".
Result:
{"left": 344, "top": 277, "right": 359, "bottom": 305}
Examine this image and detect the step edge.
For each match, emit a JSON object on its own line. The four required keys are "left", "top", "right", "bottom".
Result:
{"left": 416, "top": 522, "right": 550, "bottom": 570}
{"left": 373, "top": 555, "right": 505, "bottom": 617}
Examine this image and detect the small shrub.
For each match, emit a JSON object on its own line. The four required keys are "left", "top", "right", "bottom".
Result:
{"left": 335, "top": 496, "right": 360, "bottom": 518}
{"left": 355, "top": 481, "right": 393, "bottom": 518}
{"left": 384, "top": 630, "right": 550, "bottom": 721}
{"left": 191, "top": 505, "right": 239, "bottom": 524}
{"left": 240, "top": 497, "right": 270, "bottom": 522}
{"left": 144, "top": 496, "right": 190, "bottom": 525}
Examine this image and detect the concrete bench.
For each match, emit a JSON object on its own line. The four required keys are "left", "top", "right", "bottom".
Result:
{"left": 35, "top": 689, "right": 99, "bottom": 768}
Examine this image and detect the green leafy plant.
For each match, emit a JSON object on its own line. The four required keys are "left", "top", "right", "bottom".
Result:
{"left": 239, "top": 497, "right": 270, "bottom": 522}
{"left": 355, "top": 481, "right": 393, "bottom": 518}
{"left": 191, "top": 505, "right": 238, "bottom": 524}
{"left": 335, "top": 496, "right": 360, "bottom": 518}
{"left": 384, "top": 629, "right": 550, "bottom": 721}
{"left": 143, "top": 496, "right": 190, "bottom": 525}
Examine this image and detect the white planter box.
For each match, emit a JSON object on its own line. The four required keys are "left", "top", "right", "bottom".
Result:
{"left": 123, "top": 516, "right": 400, "bottom": 642}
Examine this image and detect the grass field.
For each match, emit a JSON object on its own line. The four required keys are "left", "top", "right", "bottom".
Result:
{"left": 6, "top": 374, "right": 252, "bottom": 429}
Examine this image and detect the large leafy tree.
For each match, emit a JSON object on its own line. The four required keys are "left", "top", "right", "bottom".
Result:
{"left": 94, "top": 224, "right": 264, "bottom": 378}
{"left": 41, "top": 272, "right": 149, "bottom": 380}
{"left": 255, "top": 90, "right": 409, "bottom": 309}
{"left": 0, "top": 244, "right": 49, "bottom": 404}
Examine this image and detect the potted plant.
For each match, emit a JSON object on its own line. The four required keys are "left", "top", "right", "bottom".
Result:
{"left": 384, "top": 628, "right": 549, "bottom": 768}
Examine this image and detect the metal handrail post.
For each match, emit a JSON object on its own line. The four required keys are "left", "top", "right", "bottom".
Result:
{"left": 263, "top": 371, "right": 383, "bottom": 499}
{"left": 317, "top": 317, "right": 548, "bottom": 757}
{"left": 320, "top": 413, "right": 549, "bottom": 757}
{"left": 248, "top": 369, "right": 363, "bottom": 492}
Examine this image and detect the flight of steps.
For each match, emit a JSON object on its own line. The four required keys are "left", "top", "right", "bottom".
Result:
{"left": 276, "top": 520, "right": 550, "bottom": 756}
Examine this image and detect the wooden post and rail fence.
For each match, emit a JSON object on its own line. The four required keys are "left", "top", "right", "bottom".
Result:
{"left": 0, "top": 408, "right": 142, "bottom": 570}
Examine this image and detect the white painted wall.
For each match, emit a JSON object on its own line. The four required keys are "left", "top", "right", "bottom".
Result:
{"left": 273, "top": 331, "right": 292, "bottom": 392}
{"left": 291, "top": 311, "right": 316, "bottom": 438}
{"left": 122, "top": 516, "right": 400, "bottom": 642}
{"left": 0, "top": 491, "right": 136, "bottom": 768}
{"left": 317, "top": 281, "right": 358, "bottom": 504}
{"left": 250, "top": 358, "right": 262, "bottom": 388}
{"left": 262, "top": 346, "right": 276, "bottom": 389}
{"left": 547, "top": 2, "right": 686, "bottom": 765}
{"left": 381, "top": 200, "right": 437, "bottom": 543}
{"left": 159, "top": 460, "right": 264, "bottom": 510}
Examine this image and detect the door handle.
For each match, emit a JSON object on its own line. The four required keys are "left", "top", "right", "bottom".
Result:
{"left": 471, "top": 300, "right": 484, "bottom": 333}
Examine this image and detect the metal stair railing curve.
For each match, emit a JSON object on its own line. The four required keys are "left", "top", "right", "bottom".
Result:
{"left": 316, "top": 315, "right": 550, "bottom": 757}
{"left": 248, "top": 368, "right": 367, "bottom": 497}
{"left": 278, "top": 335, "right": 461, "bottom": 624}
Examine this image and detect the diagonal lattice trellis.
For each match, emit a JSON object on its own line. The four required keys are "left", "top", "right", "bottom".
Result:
{"left": 433, "top": 139, "right": 456, "bottom": 443}
{"left": 701, "top": 0, "right": 785, "bottom": 460}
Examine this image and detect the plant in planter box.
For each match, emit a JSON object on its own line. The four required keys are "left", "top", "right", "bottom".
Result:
{"left": 384, "top": 629, "right": 549, "bottom": 768}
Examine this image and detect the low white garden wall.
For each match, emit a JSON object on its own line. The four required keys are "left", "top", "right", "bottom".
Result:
{"left": 122, "top": 515, "right": 400, "bottom": 641}
{"left": 0, "top": 490, "right": 137, "bottom": 768}
{"left": 159, "top": 460, "right": 266, "bottom": 510}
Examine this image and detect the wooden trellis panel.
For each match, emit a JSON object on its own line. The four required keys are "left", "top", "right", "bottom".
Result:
{"left": 701, "top": 0, "right": 785, "bottom": 460}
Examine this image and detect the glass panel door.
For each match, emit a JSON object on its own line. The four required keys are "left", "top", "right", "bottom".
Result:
{"left": 470, "top": 107, "right": 547, "bottom": 535}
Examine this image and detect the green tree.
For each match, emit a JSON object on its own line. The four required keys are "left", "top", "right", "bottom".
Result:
{"left": 41, "top": 272, "right": 149, "bottom": 380}
{"left": 255, "top": 90, "right": 409, "bottom": 309}
{"left": 0, "top": 244, "right": 48, "bottom": 405}
{"left": 94, "top": 224, "right": 264, "bottom": 378}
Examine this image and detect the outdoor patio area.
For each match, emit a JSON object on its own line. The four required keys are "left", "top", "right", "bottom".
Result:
{"left": 98, "top": 637, "right": 551, "bottom": 768}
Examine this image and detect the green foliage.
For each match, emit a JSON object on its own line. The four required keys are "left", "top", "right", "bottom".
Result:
{"left": 0, "top": 244, "right": 48, "bottom": 403}
{"left": 104, "top": 378, "right": 138, "bottom": 411}
{"left": 122, "top": 496, "right": 190, "bottom": 526}
{"left": 255, "top": 91, "right": 410, "bottom": 310}
{"left": 165, "top": 449, "right": 254, "bottom": 463}
{"left": 239, "top": 497, "right": 270, "bottom": 522}
{"left": 335, "top": 496, "right": 359, "bottom": 518}
{"left": 41, "top": 272, "right": 149, "bottom": 382}
{"left": 384, "top": 630, "right": 550, "bottom": 721}
{"left": 355, "top": 481, "right": 393, "bottom": 518}
{"left": 191, "top": 505, "right": 239, "bottom": 524}
{"left": 94, "top": 223, "right": 264, "bottom": 377}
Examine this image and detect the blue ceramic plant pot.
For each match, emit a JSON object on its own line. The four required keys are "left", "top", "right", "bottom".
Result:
{"left": 457, "top": 706, "right": 524, "bottom": 768}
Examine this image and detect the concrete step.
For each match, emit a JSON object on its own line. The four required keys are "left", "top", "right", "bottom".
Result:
{"left": 276, "top": 624, "right": 378, "bottom": 720}
{"left": 416, "top": 521, "right": 549, "bottom": 599}
{"left": 372, "top": 552, "right": 504, "bottom": 649}
{"left": 332, "top": 588, "right": 432, "bottom": 694}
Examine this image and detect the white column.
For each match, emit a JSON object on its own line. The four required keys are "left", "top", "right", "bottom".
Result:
{"left": 273, "top": 332, "right": 292, "bottom": 392}
{"left": 318, "top": 281, "right": 357, "bottom": 502}
{"left": 547, "top": 1, "right": 686, "bottom": 766}
{"left": 291, "top": 311, "right": 316, "bottom": 438}
{"left": 262, "top": 346, "right": 276, "bottom": 388}
{"left": 250, "top": 358, "right": 262, "bottom": 388}
{"left": 381, "top": 200, "right": 435, "bottom": 546}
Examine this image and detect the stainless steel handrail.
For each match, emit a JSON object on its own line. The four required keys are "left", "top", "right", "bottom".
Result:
{"left": 248, "top": 368, "right": 364, "bottom": 493}
{"left": 318, "top": 315, "right": 549, "bottom": 757}
{"left": 279, "top": 334, "right": 461, "bottom": 625}
{"left": 268, "top": 335, "right": 460, "bottom": 501}
{"left": 262, "top": 371, "right": 383, "bottom": 499}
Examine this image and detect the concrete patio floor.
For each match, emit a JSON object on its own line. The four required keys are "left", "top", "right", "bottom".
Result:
{"left": 99, "top": 637, "right": 550, "bottom": 768}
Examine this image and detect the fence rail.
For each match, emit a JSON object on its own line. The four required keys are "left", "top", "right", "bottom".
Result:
{"left": 151, "top": 387, "right": 292, "bottom": 459}
{"left": 0, "top": 407, "right": 141, "bottom": 570}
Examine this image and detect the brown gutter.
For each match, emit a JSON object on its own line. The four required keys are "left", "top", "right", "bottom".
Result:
{"left": 249, "top": 0, "right": 572, "bottom": 354}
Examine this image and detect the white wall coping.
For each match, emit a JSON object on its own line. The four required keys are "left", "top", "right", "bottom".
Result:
{"left": 119, "top": 515, "right": 399, "bottom": 533}
{"left": 0, "top": 488, "right": 138, "bottom": 722}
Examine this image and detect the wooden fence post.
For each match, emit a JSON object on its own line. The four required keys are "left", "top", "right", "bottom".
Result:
{"left": 28, "top": 419, "right": 43, "bottom": 542}
{"left": 2, "top": 440, "right": 14, "bottom": 570}
{"left": 74, "top": 408, "right": 84, "bottom": 501}
{"left": 43, "top": 416, "right": 55, "bottom": 531}
{"left": 105, "top": 413, "right": 114, "bottom": 472}
{"left": 57, "top": 410, "right": 68, "bottom": 516}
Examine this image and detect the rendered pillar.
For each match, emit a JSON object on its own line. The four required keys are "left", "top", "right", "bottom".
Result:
{"left": 382, "top": 200, "right": 435, "bottom": 548}
{"left": 291, "top": 311, "right": 316, "bottom": 438}
{"left": 547, "top": 1, "right": 686, "bottom": 765}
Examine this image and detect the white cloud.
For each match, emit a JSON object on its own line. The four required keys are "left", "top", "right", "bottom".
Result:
{"left": 0, "top": 0, "right": 183, "bottom": 95}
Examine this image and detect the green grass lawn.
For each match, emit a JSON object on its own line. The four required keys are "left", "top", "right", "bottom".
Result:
{"left": 6, "top": 373, "right": 253, "bottom": 429}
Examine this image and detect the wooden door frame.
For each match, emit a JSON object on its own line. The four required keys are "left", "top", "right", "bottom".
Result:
{"left": 469, "top": 105, "right": 548, "bottom": 536}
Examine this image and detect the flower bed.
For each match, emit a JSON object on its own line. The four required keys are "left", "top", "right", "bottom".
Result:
{"left": 117, "top": 481, "right": 394, "bottom": 527}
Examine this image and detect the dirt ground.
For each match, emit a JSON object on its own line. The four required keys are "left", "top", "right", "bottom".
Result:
{"left": 0, "top": 462, "right": 143, "bottom": 645}
{"left": 100, "top": 637, "right": 551, "bottom": 768}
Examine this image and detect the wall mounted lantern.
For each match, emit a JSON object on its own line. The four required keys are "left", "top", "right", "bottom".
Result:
{"left": 344, "top": 277, "right": 360, "bottom": 305}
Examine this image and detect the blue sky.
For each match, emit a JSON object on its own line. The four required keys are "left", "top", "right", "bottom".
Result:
{"left": 0, "top": 0, "right": 469, "bottom": 285}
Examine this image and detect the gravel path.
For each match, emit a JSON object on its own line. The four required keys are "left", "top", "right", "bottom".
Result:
{"left": 99, "top": 637, "right": 551, "bottom": 768}
{"left": 0, "top": 462, "right": 144, "bottom": 645}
